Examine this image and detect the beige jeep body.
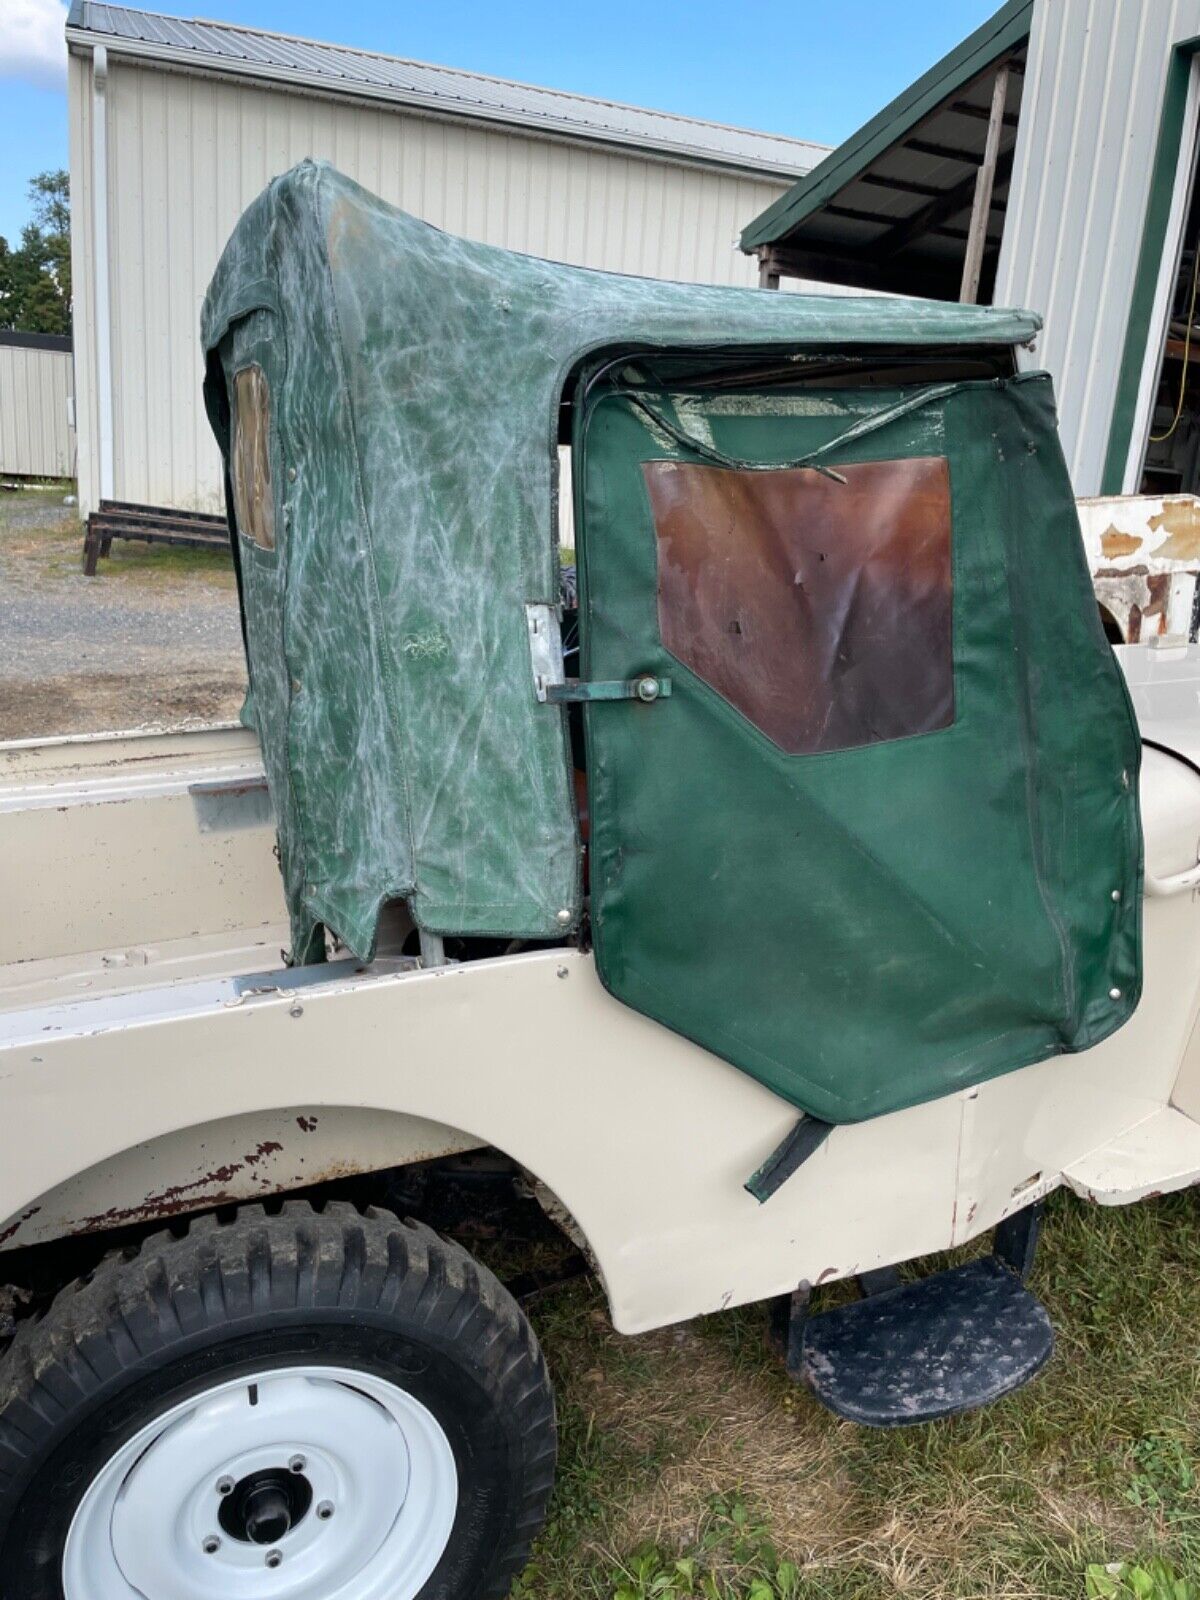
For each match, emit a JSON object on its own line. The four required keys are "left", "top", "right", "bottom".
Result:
{"left": 4, "top": 643, "right": 1200, "bottom": 1335}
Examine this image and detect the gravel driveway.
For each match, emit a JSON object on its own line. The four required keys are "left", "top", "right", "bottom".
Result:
{"left": 0, "top": 490, "right": 247, "bottom": 739}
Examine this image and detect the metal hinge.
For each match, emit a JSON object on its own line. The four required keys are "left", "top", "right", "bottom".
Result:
{"left": 525, "top": 603, "right": 670, "bottom": 705}
{"left": 545, "top": 675, "right": 670, "bottom": 703}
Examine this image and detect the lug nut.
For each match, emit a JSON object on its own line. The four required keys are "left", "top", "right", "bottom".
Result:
{"left": 203, "top": 1535, "right": 221, "bottom": 1555}
{"left": 265, "top": 1549, "right": 283, "bottom": 1569}
{"left": 288, "top": 1455, "right": 306, "bottom": 1473}
{"left": 216, "top": 1477, "right": 234, "bottom": 1496}
{"left": 316, "top": 1500, "right": 335, "bottom": 1520}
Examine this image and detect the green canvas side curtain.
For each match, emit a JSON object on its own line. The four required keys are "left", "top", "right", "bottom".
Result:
{"left": 200, "top": 162, "right": 1139, "bottom": 1123}
{"left": 574, "top": 370, "right": 1141, "bottom": 1124}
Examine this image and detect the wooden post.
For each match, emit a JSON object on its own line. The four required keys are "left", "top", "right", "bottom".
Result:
{"left": 758, "top": 248, "right": 781, "bottom": 290}
{"left": 959, "top": 63, "right": 1010, "bottom": 304}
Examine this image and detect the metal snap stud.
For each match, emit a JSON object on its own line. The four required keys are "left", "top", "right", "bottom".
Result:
{"left": 1111, "top": 889, "right": 1122, "bottom": 902}
{"left": 636, "top": 675, "right": 660, "bottom": 703}
{"left": 1109, "top": 987, "right": 1123, "bottom": 1000}
{"left": 555, "top": 908, "right": 572, "bottom": 926}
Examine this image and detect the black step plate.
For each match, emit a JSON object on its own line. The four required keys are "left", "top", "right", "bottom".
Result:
{"left": 802, "top": 1257, "right": 1053, "bottom": 1427}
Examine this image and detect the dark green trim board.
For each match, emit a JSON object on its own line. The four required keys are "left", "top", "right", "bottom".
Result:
{"left": 1101, "top": 39, "right": 1200, "bottom": 496}
{"left": 739, "top": 0, "right": 1034, "bottom": 253}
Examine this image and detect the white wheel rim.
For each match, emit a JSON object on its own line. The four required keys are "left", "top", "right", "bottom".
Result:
{"left": 62, "top": 1364, "right": 459, "bottom": 1600}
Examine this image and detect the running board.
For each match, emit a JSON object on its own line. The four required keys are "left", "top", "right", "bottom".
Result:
{"left": 777, "top": 1203, "right": 1053, "bottom": 1427}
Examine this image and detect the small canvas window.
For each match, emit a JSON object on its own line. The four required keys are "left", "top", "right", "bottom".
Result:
{"left": 231, "top": 364, "right": 276, "bottom": 551}
{"left": 645, "top": 455, "right": 954, "bottom": 754}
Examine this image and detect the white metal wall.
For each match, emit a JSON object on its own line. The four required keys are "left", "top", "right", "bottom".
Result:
{"left": 0, "top": 344, "right": 75, "bottom": 479}
{"left": 996, "top": 0, "right": 1200, "bottom": 495}
{"left": 68, "top": 55, "right": 792, "bottom": 515}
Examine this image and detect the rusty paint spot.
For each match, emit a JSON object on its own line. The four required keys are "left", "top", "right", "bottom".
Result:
{"left": 245, "top": 1140, "right": 284, "bottom": 1166}
{"left": 0, "top": 1205, "right": 41, "bottom": 1248}
{"left": 296, "top": 1116, "right": 319, "bottom": 1133}
{"left": 79, "top": 1190, "right": 245, "bottom": 1230}
{"left": 1149, "top": 500, "right": 1200, "bottom": 561}
{"left": 1100, "top": 525, "right": 1144, "bottom": 558}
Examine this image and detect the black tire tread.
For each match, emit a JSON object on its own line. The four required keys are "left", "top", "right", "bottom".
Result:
{"left": 0, "top": 1202, "right": 555, "bottom": 1600}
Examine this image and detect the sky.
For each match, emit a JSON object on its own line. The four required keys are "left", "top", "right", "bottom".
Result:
{"left": 0, "top": 0, "right": 999, "bottom": 246}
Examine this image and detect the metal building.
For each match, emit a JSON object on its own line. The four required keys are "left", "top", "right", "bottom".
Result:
{"left": 0, "top": 332, "right": 75, "bottom": 481}
{"left": 740, "top": 0, "right": 1200, "bottom": 501}
{"left": 65, "top": 2, "right": 825, "bottom": 518}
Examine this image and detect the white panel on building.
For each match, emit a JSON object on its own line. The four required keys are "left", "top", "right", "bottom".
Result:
{"left": 0, "top": 335, "right": 76, "bottom": 480}
{"left": 65, "top": 3, "right": 824, "bottom": 516}
{"left": 995, "top": 0, "right": 1200, "bottom": 495}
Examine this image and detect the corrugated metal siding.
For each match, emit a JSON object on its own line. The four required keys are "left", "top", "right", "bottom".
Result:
{"left": 0, "top": 345, "right": 75, "bottom": 479}
{"left": 68, "top": 49, "right": 99, "bottom": 511}
{"left": 68, "top": 3, "right": 826, "bottom": 179}
{"left": 996, "top": 0, "right": 1200, "bottom": 494}
{"left": 77, "top": 58, "right": 791, "bottom": 513}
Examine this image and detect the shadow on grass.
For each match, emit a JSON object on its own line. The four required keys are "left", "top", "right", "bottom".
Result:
{"left": 514, "top": 1189, "right": 1200, "bottom": 1598}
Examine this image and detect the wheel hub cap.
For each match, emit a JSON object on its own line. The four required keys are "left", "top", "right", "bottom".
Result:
{"left": 62, "top": 1365, "right": 458, "bottom": 1600}
{"left": 219, "top": 1465, "right": 314, "bottom": 1545}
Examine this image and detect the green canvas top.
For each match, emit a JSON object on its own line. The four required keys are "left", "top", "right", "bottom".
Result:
{"left": 200, "top": 160, "right": 1042, "bottom": 971}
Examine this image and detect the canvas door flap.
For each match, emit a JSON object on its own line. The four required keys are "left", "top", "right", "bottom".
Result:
{"left": 576, "top": 373, "right": 1142, "bottom": 1125}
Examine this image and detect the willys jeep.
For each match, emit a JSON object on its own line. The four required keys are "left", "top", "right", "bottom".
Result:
{"left": 1, "top": 161, "right": 1199, "bottom": 1598}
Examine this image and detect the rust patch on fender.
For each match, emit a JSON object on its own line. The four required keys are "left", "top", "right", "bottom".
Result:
{"left": 75, "top": 1141, "right": 287, "bottom": 1233}
{"left": 0, "top": 1205, "right": 41, "bottom": 1248}
{"left": 296, "top": 1115, "right": 319, "bottom": 1133}
{"left": 245, "top": 1140, "right": 284, "bottom": 1166}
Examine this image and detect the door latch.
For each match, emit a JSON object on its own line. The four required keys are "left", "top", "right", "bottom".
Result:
{"left": 525, "top": 603, "right": 670, "bottom": 705}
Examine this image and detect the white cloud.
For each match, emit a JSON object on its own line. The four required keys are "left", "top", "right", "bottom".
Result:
{"left": 0, "top": 0, "right": 69, "bottom": 92}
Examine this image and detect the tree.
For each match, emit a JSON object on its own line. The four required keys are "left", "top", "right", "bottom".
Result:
{"left": 0, "top": 170, "right": 71, "bottom": 337}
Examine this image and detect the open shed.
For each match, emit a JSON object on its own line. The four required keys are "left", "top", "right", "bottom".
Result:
{"left": 742, "top": 0, "right": 1200, "bottom": 504}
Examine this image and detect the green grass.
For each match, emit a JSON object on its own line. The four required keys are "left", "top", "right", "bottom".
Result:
{"left": 0, "top": 491, "right": 234, "bottom": 588}
{"left": 515, "top": 1189, "right": 1200, "bottom": 1598}
{"left": 91, "top": 539, "right": 234, "bottom": 583}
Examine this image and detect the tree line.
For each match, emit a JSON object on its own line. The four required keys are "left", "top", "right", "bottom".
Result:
{"left": 0, "top": 171, "right": 71, "bottom": 338}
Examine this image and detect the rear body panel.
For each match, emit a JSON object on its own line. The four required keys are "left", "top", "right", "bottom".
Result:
{"left": 1, "top": 681, "right": 1199, "bottom": 1335}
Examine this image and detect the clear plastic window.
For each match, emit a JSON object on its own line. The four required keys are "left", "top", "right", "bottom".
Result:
{"left": 645, "top": 456, "right": 954, "bottom": 754}
{"left": 231, "top": 365, "right": 276, "bottom": 552}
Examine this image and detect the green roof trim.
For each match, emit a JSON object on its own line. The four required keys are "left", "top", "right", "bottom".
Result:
{"left": 739, "top": 0, "right": 1034, "bottom": 254}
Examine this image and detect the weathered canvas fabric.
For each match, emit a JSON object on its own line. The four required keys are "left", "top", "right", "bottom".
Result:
{"left": 201, "top": 160, "right": 1045, "bottom": 972}
{"left": 575, "top": 371, "right": 1142, "bottom": 1123}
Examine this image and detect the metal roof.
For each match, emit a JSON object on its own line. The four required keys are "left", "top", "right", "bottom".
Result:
{"left": 0, "top": 331, "right": 72, "bottom": 352}
{"left": 739, "top": 0, "right": 1034, "bottom": 300}
{"left": 65, "top": 3, "right": 828, "bottom": 180}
